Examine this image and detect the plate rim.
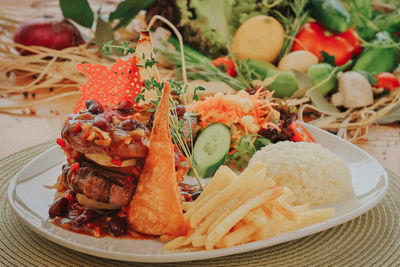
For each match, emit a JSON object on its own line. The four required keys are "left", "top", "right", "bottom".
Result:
{"left": 7, "top": 124, "right": 389, "bottom": 263}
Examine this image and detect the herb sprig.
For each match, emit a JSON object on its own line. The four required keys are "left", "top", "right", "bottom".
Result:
{"left": 274, "top": 0, "right": 310, "bottom": 60}
{"left": 102, "top": 41, "right": 136, "bottom": 56}
{"left": 103, "top": 40, "right": 204, "bottom": 187}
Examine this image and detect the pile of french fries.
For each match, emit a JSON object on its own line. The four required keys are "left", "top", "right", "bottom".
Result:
{"left": 163, "top": 162, "right": 335, "bottom": 250}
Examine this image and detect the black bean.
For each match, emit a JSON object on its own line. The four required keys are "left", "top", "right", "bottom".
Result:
{"left": 49, "top": 197, "right": 68, "bottom": 218}
{"left": 85, "top": 99, "right": 104, "bottom": 114}
{"left": 121, "top": 119, "right": 144, "bottom": 131}
{"left": 109, "top": 216, "right": 127, "bottom": 236}
{"left": 93, "top": 114, "right": 110, "bottom": 131}
{"left": 74, "top": 209, "right": 97, "bottom": 225}
{"left": 117, "top": 100, "right": 133, "bottom": 114}
{"left": 191, "top": 191, "right": 202, "bottom": 201}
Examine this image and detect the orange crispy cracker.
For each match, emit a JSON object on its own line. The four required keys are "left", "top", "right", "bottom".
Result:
{"left": 127, "top": 82, "right": 187, "bottom": 236}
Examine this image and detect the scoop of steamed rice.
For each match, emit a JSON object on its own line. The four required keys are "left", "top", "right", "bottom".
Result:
{"left": 249, "top": 141, "right": 353, "bottom": 206}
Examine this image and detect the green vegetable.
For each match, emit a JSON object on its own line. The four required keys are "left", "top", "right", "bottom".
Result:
{"left": 265, "top": 69, "right": 299, "bottom": 98}
{"left": 307, "top": 63, "right": 337, "bottom": 96}
{"left": 377, "top": 102, "right": 400, "bottom": 124}
{"left": 309, "top": 0, "right": 351, "bottom": 33}
{"left": 353, "top": 32, "right": 400, "bottom": 74}
{"left": 307, "top": 60, "right": 352, "bottom": 96}
{"left": 175, "top": 0, "right": 233, "bottom": 57}
{"left": 348, "top": 0, "right": 400, "bottom": 40}
{"left": 254, "top": 137, "right": 272, "bottom": 150}
{"left": 159, "top": 37, "right": 248, "bottom": 90}
{"left": 247, "top": 59, "right": 276, "bottom": 80}
{"left": 59, "top": 0, "right": 94, "bottom": 28}
{"left": 193, "top": 123, "right": 231, "bottom": 178}
{"left": 306, "top": 88, "right": 340, "bottom": 114}
{"left": 245, "top": 59, "right": 298, "bottom": 98}
{"left": 95, "top": 15, "right": 115, "bottom": 57}
{"left": 274, "top": 0, "right": 310, "bottom": 59}
{"left": 226, "top": 136, "right": 256, "bottom": 171}
{"left": 109, "top": 0, "right": 155, "bottom": 30}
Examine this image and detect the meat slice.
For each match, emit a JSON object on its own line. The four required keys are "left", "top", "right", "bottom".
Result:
{"left": 61, "top": 161, "right": 137, "bottom": 207}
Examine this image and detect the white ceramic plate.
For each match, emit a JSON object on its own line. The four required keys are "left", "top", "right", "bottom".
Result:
{"left": 8, "top": 124, "right": 388, "bottom": 263}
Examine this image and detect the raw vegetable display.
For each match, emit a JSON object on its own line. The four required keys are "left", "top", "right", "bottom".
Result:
{"left": 1, "top": 0, "right": 400, "bottom": 143}
{"left": 149, "top": 0, "right": 400, "bottom": 141}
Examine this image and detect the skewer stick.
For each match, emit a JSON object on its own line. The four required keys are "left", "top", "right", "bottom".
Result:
{"left": 146, "top": 15, "right": 188, "bottom": 84}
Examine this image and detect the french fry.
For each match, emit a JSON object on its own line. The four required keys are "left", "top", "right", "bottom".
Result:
{"left": 277, "top": 186, "right": 293, "bottom": 201}
{"left": 207, "top": 176, "right": 273, "bottom": 234}
{"left": 184, "top": 166, "right": 236, "bottom": 219}
{"left": 190, "top": 162, "right": 266, "bottom": 228}
{"left": 197, "top": 165, "right": 237, "bottom": 201}
{"left": 192, "top": 234, "right": 207, "bottom": 248}
{"left": 293, "top": 203, "right": 310, "bottom": 213}
{"left": 221, "top": 222, "right": 259, "bottom": 248}
{"left": 273, "top": 198, "right": 299, "bottom": 222}
{"left": 205, "top": 186, "right": 283, "bottom": 250}
{"left": 243, "top": 208, "right": 268, "bottom": 228}
{"left": 261, "top": 205, "right": 273, "bottom": 219}
{"left": 164, "top": 163, "right": 335, "bottom": 251}
{"left": 299, "top": 208, "right": 335, "bottom": 227}
{"left": 164, "top": 229, "right": 194, "bottom": 249}
{"left": 164, "top": 235, "right": 195, "bottom": 250}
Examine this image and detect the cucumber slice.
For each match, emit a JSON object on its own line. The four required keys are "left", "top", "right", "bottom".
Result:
{"left": 193, "top": 123, "right": 231, "bottom": 178}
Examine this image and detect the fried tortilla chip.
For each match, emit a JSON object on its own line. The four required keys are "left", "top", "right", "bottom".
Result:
{"left": 127, "top": 82, "right": 187, "bottom": 236}
{"left": 134, "top": 31, "right": 160, "bottom": 83}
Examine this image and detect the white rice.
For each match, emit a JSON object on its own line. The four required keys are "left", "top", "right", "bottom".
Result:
{"left": 249, "top": 141, "right": 353, "bottom": 206}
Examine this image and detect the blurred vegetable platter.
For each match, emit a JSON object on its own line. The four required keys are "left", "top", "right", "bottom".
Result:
{"left": 150, "top": 0, "right": 400, "bottom": 141}
{"left": 0, "top": 0, "right": 400, "bottom": 142}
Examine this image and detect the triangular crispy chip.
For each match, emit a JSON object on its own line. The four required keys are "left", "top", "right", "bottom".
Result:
{"left": 127, "top": 82, "right": 187, "bottom": 236}
{"left": 134, "top": 31, "right": 160, "bottom": 83}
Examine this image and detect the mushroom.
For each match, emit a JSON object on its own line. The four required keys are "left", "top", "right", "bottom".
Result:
{"left": 331, "top": 71, "right": 374, "bottom": 108}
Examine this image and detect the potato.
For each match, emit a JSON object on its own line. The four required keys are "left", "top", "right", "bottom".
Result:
{"left": 232, "top": 15, "right": 285, "bottom": 63}
{"left": 278, "top": 51, "right": 319, "bottom": 73}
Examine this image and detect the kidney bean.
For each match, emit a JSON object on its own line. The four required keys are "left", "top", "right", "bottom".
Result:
{"left": 121, "top": 119, "right": 144, "bottom": 131}
{"left": 191, "top": 191, "right": 202, "bottom": 201}
{"left": 85, "top": 99, "right": 104, "bottom": 114}
{"left": 49, "top": 197, "right": 68, "bottom": 218}
{"left": 109, "top": 216, "right": 127, "bottom": 236}
{"left": 74, "top": 209, "right": 97, "bottom": 225}
{"left": 93, "top": 114, "right": 110, "bottom": 131}
{"left": 175, "top": 105, "right": 186, "bottom": 117}
{"left": 117, "top": 100, "right": 133, "bottom": 114}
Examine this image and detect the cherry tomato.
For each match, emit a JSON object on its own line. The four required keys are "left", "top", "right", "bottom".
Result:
{"left": 289, "top": 121, "right": 315, "bottom": 143}
{"left": 375, "top": 72, "right": 400, "bottom": 92}
{"left": 211, "top": 57, "right": 237, "bottom": 77}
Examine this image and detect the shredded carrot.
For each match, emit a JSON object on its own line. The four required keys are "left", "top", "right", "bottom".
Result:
{"left": 189, "top": 89, "right": 281, "bottom": 144}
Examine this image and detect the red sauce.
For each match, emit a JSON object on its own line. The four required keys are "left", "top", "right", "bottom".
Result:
{"left": 49, "top": 183, "right": 202, "bottom": 239}
{"left": 49, "top": 201, "right": 155, "bottom": 240}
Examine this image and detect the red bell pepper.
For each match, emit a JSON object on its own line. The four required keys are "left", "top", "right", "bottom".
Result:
{"left": 56, "top": 138, "right": 66, "bottom": 148}
{"left": 289, "top": 121, "right": 315, "bottom": 143}
{"left": 292, "top": 22, "right": 362, "bottom": 66}
{"left": 375, "top": 72, "right": 400, "bottom": 92}
{"left": 212, "top": 57, "right": 237, "bottom": 77}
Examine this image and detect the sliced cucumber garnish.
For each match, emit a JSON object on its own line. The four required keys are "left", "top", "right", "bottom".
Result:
{"left": 193, "top": 123, "right": 231, "bottom": 178}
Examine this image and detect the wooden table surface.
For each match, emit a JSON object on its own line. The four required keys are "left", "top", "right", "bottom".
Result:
{"left": 0, "top": 0, "right": 399, "bottom": 177}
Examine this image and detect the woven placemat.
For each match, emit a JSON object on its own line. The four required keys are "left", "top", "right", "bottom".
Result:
{"left": 1, "top": 141, "right": 399, "bottom": 267}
